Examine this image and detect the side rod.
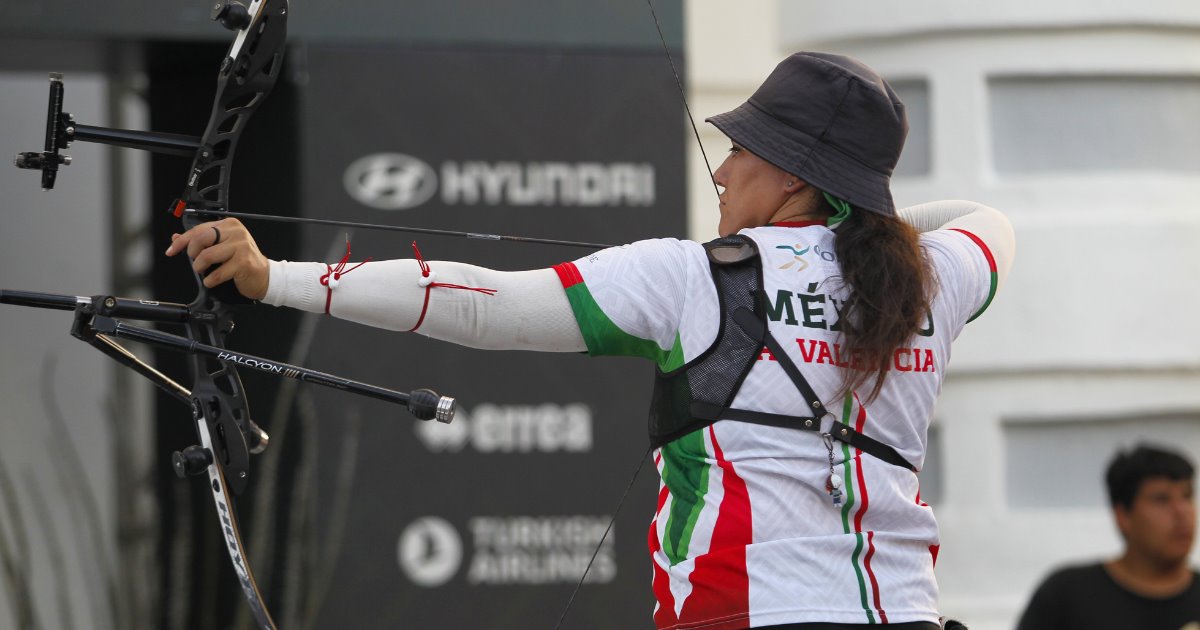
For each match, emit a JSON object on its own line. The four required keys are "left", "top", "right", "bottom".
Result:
{"left": 92, "top": 316, "right": 455, "bottom": 423}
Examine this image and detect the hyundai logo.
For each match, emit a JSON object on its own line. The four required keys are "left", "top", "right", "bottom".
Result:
{"left": 343, "top": 153, "right": 438, "bottom": 210}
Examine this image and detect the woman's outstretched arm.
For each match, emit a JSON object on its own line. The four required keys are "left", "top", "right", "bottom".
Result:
{"left": 164, "top": 217, "right": 585, "bottom": 352}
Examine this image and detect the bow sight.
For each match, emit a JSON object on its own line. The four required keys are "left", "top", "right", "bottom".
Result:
{"left": 13, "top": 73, "right": 203, "bottom": 189}
{"left": 13, "top": 1, "right": 286, "bottom": 192}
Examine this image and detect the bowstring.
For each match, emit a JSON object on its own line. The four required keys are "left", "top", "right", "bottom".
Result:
{"left": 644, "top": 0, "right": 722, "bottom": 203}
{"left": 553, "top": 446, "right": 652, "bottom": 630}
{"left": 554, "top": 4, "right": 720, "bottom": 627}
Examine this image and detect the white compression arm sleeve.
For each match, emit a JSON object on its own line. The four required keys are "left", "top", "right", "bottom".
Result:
{"left": 899, "top": 200, "right": 1016, "bottom": 290}
{"left": 262, "top": 259, "right": 587, "bottom": 352}
{"left": 262, "top": 201, "right": 1011, "bottom": 352}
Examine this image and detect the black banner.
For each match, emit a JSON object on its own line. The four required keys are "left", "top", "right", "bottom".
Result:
{"left": 297, "top": 45, "right": 687, "bottom": 628}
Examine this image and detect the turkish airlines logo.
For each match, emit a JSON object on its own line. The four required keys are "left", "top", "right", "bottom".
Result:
{"left": 343, "top": 153, "right": 438, "bottom": 210}
{"left": 397, "top": 515, "right": 617, "bottom": 587}
{"left": 397, "top": 516, "right": 463, "bottom": 587}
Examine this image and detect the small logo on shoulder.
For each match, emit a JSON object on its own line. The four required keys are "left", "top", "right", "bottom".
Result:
{"left": 776, "top": 243, "right": 811, "bottom": 271}
{"left": 776, "top": 242, "right": 836, "bottom": 271}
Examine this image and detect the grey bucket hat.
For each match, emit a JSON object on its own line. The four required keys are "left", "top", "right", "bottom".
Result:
{"left": 706, "top": 52, "right": 907, "bottom": 216}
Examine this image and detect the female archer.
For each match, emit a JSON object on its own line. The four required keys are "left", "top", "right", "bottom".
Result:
{"left": 168, "top": 52, "right": 1014, "bottom": 629}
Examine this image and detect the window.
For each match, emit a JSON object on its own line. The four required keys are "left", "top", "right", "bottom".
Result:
{"left": 989, "top": 76, "right": 1200, "bottom": 174}
{"left": 1004, "top": 414, "right": 1200, "bottom": 508}
{"left": 890, "top": 79, "right": 931, "bottom": 177}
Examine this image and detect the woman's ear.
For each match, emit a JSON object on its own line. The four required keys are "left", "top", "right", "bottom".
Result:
{"left": 783, "top": 177, "right": 808, "bottom": 194}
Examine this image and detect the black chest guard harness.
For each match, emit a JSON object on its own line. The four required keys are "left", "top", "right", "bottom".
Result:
{"left": 647, "top": 235, "right": 916, "bottom": 472}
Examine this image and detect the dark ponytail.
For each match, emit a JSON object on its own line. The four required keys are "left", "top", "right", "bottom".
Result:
{"left": 831, "top": 205, "right": 933, "bottom": 402}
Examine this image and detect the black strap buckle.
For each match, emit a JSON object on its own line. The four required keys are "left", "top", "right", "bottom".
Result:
{"left": 728, "top": 307, "right": 916, "bottom": 472}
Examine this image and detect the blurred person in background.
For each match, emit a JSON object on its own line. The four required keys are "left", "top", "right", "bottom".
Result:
{"left": 1017, "top": 444, "right": 1200, "bottom": 630}
{"left": 167, "top": 53, "right": 1011, "bottom": 629}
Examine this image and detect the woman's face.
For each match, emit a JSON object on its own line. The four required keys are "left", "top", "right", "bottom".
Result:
{"left": 712, "top": 143, "right": 794, "bottom": 237}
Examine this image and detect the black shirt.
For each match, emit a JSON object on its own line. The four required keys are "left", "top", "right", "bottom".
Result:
{"left": 1017, "top": 563, "right": 1200, "bottom": 630}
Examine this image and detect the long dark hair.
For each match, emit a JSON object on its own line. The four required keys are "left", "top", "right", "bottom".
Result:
{"left": 832, "top": 205, "right": 934, "bottom": 402}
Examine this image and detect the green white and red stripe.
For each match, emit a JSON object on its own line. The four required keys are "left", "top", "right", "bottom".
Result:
{"left": 948, "top": 228, "right": 998, "bottom": 322}
{"left": 554, "top": 262, "right": 684, "bottom": 367}
{"left": 839, "top": 394, "right": 888, "bottom": 624}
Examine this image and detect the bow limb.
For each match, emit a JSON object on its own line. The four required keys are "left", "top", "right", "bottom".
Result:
{"left": 555, "top": 3, "right": 717, "bottom": 628}
{"left": 168, "top": 1, "right": 291, "bottom": 628}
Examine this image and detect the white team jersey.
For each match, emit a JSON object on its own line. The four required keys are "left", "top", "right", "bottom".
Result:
{"left": 553, "top": 220, "right": 997, "bottom": 628}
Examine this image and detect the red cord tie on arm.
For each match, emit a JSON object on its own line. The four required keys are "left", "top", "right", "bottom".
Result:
{"left": 408, "top": 240, "right": 497, "bottom": 332}
{"left": 319, "top": 238, "right": 372, "bottom": 314}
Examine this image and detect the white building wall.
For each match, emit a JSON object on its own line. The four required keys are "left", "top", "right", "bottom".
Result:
{"left": 0, "top": 68, "right": 116, "bottom": 629}
{"left": 685, "top": 2, "right": 1200, "bottom": 628}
